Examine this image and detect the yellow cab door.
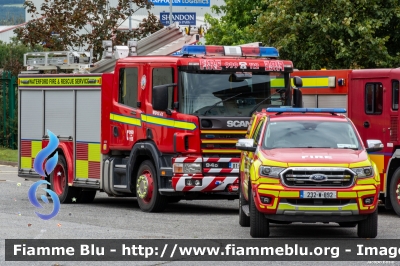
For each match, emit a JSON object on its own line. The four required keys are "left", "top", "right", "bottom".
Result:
{"left": 242, "top": 115, "right": 266, "bottom": 201}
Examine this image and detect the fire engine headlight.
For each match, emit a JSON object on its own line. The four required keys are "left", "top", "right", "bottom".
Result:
{"left": 259, "top": 166, "right": 285, "bottom": 178}
{"left": 173, "top": 163, "right": 202, "bottom": 174}
{"left": 352, "top": 166, "right": 374, "bottom": 178}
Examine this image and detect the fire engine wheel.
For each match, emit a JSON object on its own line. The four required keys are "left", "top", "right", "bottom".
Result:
{"left": 249, "top": 185, "right": 270, "bottom": 237}
{"left": 357, "top": 209, "right": 378, "bottom": 238}
{"left": 239, "top": 185, "right": 250, "bottom": 227}
{"left": 50, "top": 155, "right": 80, "bottom": 203}
{"left": 389, "top": 168, "right": 400, "bottom": 217}
{"left": 136, "top": 160, "right": 167, "bottom": 212}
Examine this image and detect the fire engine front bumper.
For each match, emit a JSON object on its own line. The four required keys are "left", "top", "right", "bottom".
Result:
{"left": 172, "top": 174, "right": 239, "bottom": 193}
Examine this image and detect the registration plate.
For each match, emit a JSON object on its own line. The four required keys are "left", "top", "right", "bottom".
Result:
{"left": 300, "top": 191, "right": 337, "bottom": 199}
{"left": 229, "top": 162, "right": 239, "bottom": 169}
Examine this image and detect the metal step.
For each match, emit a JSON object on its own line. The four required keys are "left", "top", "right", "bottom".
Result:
{"left": 242, "top": 204, "right": 250, "bottom": 216}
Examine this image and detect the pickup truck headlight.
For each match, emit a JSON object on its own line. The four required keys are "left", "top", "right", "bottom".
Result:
{"left": 173, "top": 163, "right": 202, "bottom": 174}
{"left": 352, "top": 166, "right": 374, "bottom": 178}
{"left": 259, "top": 166, "right": 285, "bottom": 178}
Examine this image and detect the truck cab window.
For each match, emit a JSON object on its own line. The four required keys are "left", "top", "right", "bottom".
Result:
{"left": 365, "top": 83, "right": 383, "bottom": 114}
{"left": 153, "top": 68, "right": 174, "bottom": 109}
{"left": 119, "top": 68, "right": 138, "bottom": 108}
{"left": 392, "top": 80, "right": 399, "bottom": 110}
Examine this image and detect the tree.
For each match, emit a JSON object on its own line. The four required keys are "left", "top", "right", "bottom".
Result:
{"left": 204, "top": 0, "right": 266, "bottom": 46}
{"left": 205, "top": 0, "right": 400, "bottom": 69}
{"left": 14, "top": 0, "right": 164, "bottom": 61}
{"left": 0, "top": 39, "right": 44, "bottom": 76}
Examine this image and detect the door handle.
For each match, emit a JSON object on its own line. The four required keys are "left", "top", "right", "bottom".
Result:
{"left": 130, "top": 111, "right": 136, "bottom": 115}
{"left": 113, "top": 126, "right": 119, "bottom": 137}
{"left": 363, "top": 121, "right": 370, "bottom": 128}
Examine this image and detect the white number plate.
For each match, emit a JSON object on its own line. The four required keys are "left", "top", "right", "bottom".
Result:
{"left": 229, "top": 162, "right": 239, "bottom": 169}
{"left": 300, "top": 191, "right": 337, "bottom": 199}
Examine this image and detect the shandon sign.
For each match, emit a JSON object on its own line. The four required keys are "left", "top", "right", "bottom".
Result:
{"left": 160, "top": 12, "right": 196, "bottom": 26}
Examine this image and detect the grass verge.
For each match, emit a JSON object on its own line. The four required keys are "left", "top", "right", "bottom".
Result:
{"left": 0, "top": 146, "right": 18, "bottom": 163}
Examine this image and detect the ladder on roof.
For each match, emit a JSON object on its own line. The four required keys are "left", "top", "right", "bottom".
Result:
{"left": 22, "top": 22, "right": 201, "bottom": 74}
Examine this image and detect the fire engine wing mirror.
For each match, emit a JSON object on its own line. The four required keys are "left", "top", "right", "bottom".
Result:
{"left": 153, "top": 83, "right": 176, "bottom": 111}
{"left": 366, "top": 139, "right": 384, "bottom": 152}
{"left": 292, "top": 76, "right": 302, "bottom": 88}
{"left": 229, "top": 73, "right": 252, "bottom": 82}
{"left": 236, "top": 139, "right": 256, "bottom": 152}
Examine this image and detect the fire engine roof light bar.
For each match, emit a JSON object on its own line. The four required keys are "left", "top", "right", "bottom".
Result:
{"left": 266, "top": 108, "right": 347, "bottom": 113}
{"left": 181, "top": 45, "right": 279, "bottom": 58}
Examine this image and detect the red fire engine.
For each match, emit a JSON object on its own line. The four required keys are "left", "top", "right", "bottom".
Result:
{"left": 293, "top": 68, "right": 400, "bottom": 217}
{"left": 17, "top": 24, "right": 302, "bottom": 212}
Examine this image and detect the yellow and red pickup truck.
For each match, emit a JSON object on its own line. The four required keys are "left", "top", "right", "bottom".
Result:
{"left": 236, "top": 108, "right": 382, "bottom": 238}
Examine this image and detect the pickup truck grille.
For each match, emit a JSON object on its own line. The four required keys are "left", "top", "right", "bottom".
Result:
{"left": 281, "top": 167, "right": 354, "bottom": 188}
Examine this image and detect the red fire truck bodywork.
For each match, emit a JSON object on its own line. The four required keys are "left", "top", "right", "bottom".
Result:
{"left": 294, "top": 69, "right": 400, "bottom": 216}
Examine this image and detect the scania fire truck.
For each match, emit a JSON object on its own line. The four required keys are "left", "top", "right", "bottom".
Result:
{"left": 293, "top": 68, "right": 400, "bottom": 217}
{"left": 17, "top": 23, "right": 302, "bottom": 212}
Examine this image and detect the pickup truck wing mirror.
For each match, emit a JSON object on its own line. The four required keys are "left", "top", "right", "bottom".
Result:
{"left": 366, "top": 139, "right": 384, "bottom": 152}
{"left": 236, "top": 138, "right": 256, "bottom": 152}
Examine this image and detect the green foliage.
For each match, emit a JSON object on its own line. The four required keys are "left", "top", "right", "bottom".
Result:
{"left": 14, "top": 0, "right": 164, "bottom": 61}
{"left": 205, "top": 0, "right": 400, "bottom": 69}
{"left": 0, "top": 146, "right": 18, "bottom": 161}
{"left": 0, "top": 40, "right": 45, "bottom": 76}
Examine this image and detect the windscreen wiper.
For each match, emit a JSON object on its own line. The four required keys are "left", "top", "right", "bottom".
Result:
{"left": 248, "top": 90, "right": 281, "bottom": 116}
{"left": 202, "top": 93, "right": 242, "bottom": 115}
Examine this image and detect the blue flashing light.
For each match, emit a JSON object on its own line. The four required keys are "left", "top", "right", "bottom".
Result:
{"left": 266, "top": 107, "right": 347, "bottom": 113}
{"left": 259, "top": 47, "right": 279, "bottom": 58}
{"left": 181, "top": 45, "right": 206, "bottom": 55}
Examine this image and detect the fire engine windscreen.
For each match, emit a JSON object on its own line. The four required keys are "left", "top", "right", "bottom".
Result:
{"left": 179, "top": 71, "right": 290, "bottom": 117}
{"left": 263, "top": 121, "right": 362, "bottom": 149}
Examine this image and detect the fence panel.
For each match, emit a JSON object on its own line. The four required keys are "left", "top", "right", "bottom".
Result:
{"left": 0, "top": 71, "right": 18, "bottom": 149}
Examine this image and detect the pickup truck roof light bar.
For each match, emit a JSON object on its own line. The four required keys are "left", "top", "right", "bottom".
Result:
{"left": 266, "top": 107, "right": 347, "bottom": 115}
{"left": 181, "top": 45, "right": 279, "bottom": 58}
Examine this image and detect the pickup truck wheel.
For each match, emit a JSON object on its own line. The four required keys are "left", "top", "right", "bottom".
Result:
{"left": 357, "top": 209, "right": 378, "bottom": 238}
{"left": 338, "top": 222, "right": 357, "bottom": 227}
{"left": 389, "top": 168, "right": 400, "bottom": 216}
{"left": 239, "top": 186, "right": 250, "bottom": 227}
{"left": 50, "top": 155, "right": 80, "bottom": 203}
{"left": 136, "top": 160, "right": 167, "bottom": 212}
{"left": 249, "top": 187, "right": 269, "bottom": 237}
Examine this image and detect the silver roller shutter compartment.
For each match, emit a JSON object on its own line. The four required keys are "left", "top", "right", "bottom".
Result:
{"left": 20, "top": 91, "right": 43, "bottom": 140}
{"left": 44, "top": 91, "right": 74, "bottom": 137}
{"left": 76, "top": 90, "right": 101, "bottom": 143}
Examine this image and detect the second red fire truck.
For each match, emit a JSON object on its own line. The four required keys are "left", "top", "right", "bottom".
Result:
{"left": 294, "top": 68, "right": 400, "bottom": 217}
{"left": 18, "top": 30, "right": 303, "bottom": 212}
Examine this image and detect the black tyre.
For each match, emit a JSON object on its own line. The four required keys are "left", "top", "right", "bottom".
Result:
{"left": 239, "top": 185, "right": 250, "bottom": 227}
{"left": 136, "top": 160, "right": 167, "bottom": 212}
{"left": 389, "top": 168, "right": 400, "bottom": 217}
{"left": 78, "top": 190, "right": 97, "bottom": 203}
{"left": 357, "top": 209, "right": 378, "bottom": 238}
{"left": 249, "top": 185, "right": 269, "bottom": 237}
{"left": 50, "top": 155, "right": 80, "bottom": 203}
{"left": 338, "top": 222, "right": 357, "bottom": 228}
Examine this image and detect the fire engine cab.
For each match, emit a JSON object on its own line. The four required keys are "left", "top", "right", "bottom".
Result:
{"left": 294, "top": 69, "right": 400, "bottom": 217}
{"left": 17, "top": 24, "right": 303, "bottom": 212}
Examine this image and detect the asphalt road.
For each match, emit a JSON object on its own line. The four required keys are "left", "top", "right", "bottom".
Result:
{"left": 1, "top": 164, "right": 399, "bottom": 266}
